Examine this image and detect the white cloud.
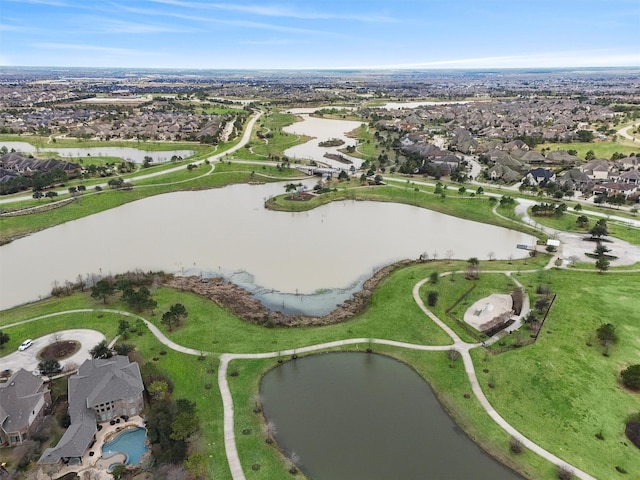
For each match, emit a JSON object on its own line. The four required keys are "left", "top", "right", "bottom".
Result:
{"left": 32, "top": 43, "right": 153, "bottom": 57}
{"left": 147, "top": 0, "right": 396, "bottom": 22}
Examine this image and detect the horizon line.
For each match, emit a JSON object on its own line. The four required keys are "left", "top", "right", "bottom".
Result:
{"left": 1, "top": 64, "right": 640, "bottom": 72}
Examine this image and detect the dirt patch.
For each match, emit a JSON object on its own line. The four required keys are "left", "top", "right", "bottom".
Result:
{"left": 285, "top": 192, "right": 314, "bottom": 201}
{"left": 165, "top": 259, "right": 415, "bottom": 327}
{"left": 38, "top": 340, "right": 81, "bottom": 361}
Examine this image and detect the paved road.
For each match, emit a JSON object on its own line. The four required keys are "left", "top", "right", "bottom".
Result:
{"left": 1, "top": 328, "right": 105, "bottom": 374}
{"left": 617, "top": 122, "right": 640, "bottom": 143}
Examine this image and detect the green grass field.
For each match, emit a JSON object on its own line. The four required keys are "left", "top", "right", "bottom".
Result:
{"left": 1, "top": 258, "right": 637, "bottom": 479}
{"left": 536, "top": 141, "right": 638, "bottom": 159}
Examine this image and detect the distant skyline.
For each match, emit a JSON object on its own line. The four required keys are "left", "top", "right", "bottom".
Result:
{"left": 1, "top": 0, "right": 639, "bottom": 70}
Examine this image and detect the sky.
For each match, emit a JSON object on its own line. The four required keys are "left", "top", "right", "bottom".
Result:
{"left": 1, "top": 0, "right": 639, "bottom": 70}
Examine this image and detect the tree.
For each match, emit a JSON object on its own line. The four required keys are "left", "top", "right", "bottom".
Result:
{"left": 89, "top": 340, "right": 112, "bottom": 359}
{"left": 596, "top": 323, "right": 617, "bottom": 345}
{"left": 117, "top": 319, "right": 131, "bottom": 338}
{"left": 45, "top": 190, "right": 58, "bottom": 201}
{"left": 576, "top": 215, "right": 589, "bottom": 228}
{"left": 91, "top": 279, "right": 115, "bottom": 304}
{"left": 585, "top": 149, "right": 596, "bottom": 161}
{"left": 576, "top": 130, "right": 594, "bottom": 142}
{"left": 594, "top": 242, "right": 611, "bottom": 257}
{"left": 595, "top": 256, "right": 610, "bottom": 273}
{"left": 0, "top": 330, "right": 9, "bottom": 349}
{"left": 123, "top": 286, "right": 157, "bottom": 312}
{"left": 589, "top": 219, "right": 608, "bottom": 239}
{"left": 112, "top": 342, "right": 135, "bottom": 356}
{"left": 429, "top": 272, "right": 439, "bottom": 284}
{"left": 573, "top": 203, "right": 582, "bottom": 212}
{"left": 148, "top": 380, "right": 169, "bottom": 401}
{"left": 620, "top": 364, "right": 640, "bottom": 389}
{"left": 466, "top": 257, "right": 480, "bottom": 279}
{"left": 170, "top": 399, "right": 200, "bottom": 441}
{"left": 110, "top": 465, "right": 127, "bottom": 480}
{"left": 33, "top": 191, "right": 43, "bottom": 201}
{"left": 162, "top": 311, "right": 179, "bottom": 332}
{"left": 170, "top": 303, "right": 188, "bottom": 325}
{"left": 427, "top": 291, "right": 439, "bottom": 307}
{"left": 185, "top": 453, "right": 207, "bottom": 480}
{"left": 38, "top": 359, "right": 62, "bottom": 376}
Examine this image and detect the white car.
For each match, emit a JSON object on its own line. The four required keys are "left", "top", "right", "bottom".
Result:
{"left": 18, "top": 339, "right": 33, "bottom": 351}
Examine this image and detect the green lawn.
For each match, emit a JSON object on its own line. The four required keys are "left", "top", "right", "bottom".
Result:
{"left": 481, "top": 269, "right": 640, "bottom": 480}
{"left": 529, "top": 210, "right": 640, "bottom": 245}
{"left": 536, "top": 141, "right": 638, "bottom": 159}
{"left": 2, "top": 261, "right": 636, "bottom": 480}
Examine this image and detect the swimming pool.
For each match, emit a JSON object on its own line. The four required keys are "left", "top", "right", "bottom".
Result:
{"left": 101, "top": 427, "right": 149, "bottom": 466}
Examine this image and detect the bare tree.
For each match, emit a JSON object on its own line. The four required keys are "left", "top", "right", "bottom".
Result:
{"left": 51, "top": 331, "right": 62, "bottom": 347}
{"left": 445, "top": 249, "right": 454, "bottom": 263}
{"left": 81, "top": 469, "right": 103, "bottom": 480}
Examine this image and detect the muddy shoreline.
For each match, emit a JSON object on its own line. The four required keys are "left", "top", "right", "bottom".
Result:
{"left": 166, "top": 259, "right": 416, "bottom": 327}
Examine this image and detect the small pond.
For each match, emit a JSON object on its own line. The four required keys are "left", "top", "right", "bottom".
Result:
{"left": 0, "top": 141, "right": 194, "bottom": 163}
{"left": 101, "top": 427, "right": 149, "bottom": 466}
{"left": 260, "top": 352, "right": 521, "bottom": 480}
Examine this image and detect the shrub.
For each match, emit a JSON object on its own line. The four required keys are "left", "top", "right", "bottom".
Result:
{"left": 427, "top": 291, "right": 439, "bottom": 307}
{"left": 625, "top": 420, "right": 640, "bottom": 449}
{"left": 621, "top": 364, "right": 640, "bottom": 389}
{"left": 596, "top": 323, "right": 617, "bottom": 345}
{"left": 557, "top": 465, "right": 574, "bottom": 480}
{"left": 509, "top": 436, "right": 523, "bottom": 454}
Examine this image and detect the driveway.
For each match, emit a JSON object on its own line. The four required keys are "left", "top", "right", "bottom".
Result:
{"left": 0, "top": 329, "right": 105, "bottom": 374}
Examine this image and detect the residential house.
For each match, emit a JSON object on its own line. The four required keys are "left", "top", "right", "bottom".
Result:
{"left": 557, "top": 168, "right": 592, "bottom": 193}
{"left": 486, "top": 164, "right": 521, "bottom": 183}
{"left": 616, "top": 170, "right": 640, "bottom": 185}
{"left": 39, "top": 356, "right": 144, "bottom": 465}
{"left": 544, "top": 150, "right": 580, "bottom": 166}
{"left": 579, "top": 159, "right": 614, "bottom": 180}
{"left": 0, "top": 369, "right": 51, "bottom": 447}
{"left": 525, "top": 168, "right": 556, "bottom": 186}
{"left": 617, "top": 156, "right": 639, "bottom": 171}
{"left": 593, "top": 182, "right": 638, "bottom": 199}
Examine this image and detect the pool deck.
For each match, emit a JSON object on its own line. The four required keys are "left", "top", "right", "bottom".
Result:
{"left": 40, "top": 415, "right": 146, "bottom": 480}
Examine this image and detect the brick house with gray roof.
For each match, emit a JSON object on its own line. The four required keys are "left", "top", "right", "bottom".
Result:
{"left": 39, "top": 356, "right": 144, "bottom": 465}
{"left": 0, "top": 369, "right": 51, "bottom": 447}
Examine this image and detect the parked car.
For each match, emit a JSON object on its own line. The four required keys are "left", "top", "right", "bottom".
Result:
{"left": 18, "top": 339, "right": 33, "bottom": 351}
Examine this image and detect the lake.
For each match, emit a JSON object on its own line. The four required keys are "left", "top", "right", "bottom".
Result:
{"left": 283, "top": 110, "right": 364, "bottom": 169}
{"left": 0, "top": 181, "right": 534, "bottom": 312}
{"left": 0, "top": 141, "right": 194, "bottom": 163}
{"left": 261, "top": 352, "right": 521, "bottom": 480}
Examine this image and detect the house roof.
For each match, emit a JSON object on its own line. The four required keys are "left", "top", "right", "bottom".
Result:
{"left": 527, "top": 168, "right": 555, "bottom": 180}
{"left": 71, "top": 356, "right": 143, "bottom": 419}
{"left": 0, "top": 369, "right": 48, "bottom": 435}
{"left": 558, "top": 168, "right": 590, "bottom": 183}
{"left": 39, "top": 356, "right": 143, "bottom": 464}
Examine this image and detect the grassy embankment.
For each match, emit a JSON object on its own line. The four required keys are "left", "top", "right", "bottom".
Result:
{"left": 4, "top": 257, "right": 635, "bottom": 480}
{"left": 231, "top": 111, "right": 312, "bottom": 162}
{"left": 526, "top": 208, "right": 640, "bottom": 246}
